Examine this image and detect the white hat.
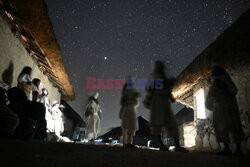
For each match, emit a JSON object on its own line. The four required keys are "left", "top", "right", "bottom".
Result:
{"left": 94, "top": 92, "right": 99, "bottom": 99}
{"left": 59, "top": 104, "right": 66, "bottom": 109}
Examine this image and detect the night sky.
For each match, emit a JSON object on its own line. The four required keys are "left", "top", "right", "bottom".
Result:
{"left": 45, "top": 0, "right": 250, "bottom": 134}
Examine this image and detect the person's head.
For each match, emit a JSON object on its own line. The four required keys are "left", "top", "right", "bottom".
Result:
{"left": 7, "top": 87, "right": 27, "bottom": 105}
{"left": 42, "top": 88, "right": 48, "bottom": 96}
{"left": 125, "top": 76, "right": 133, "bottom": 84}
{"left": 94, "top": 92, "right": 99, "bottom": 99}
{"left": 153, "top": 60, "right": 165, "bottom": 73}
{"left": 32, "top": 78, "right": 41, "bottom": 88}
{"left": 19, "top": 66, "right": 32, "bottom": 77}
{"left": 59, "top": 104, "right": 66, "bottom": 111}
{"left": 0, "top": 87, "right": 8, "bottom": 105}
{"left": 211, "top": 65, "right": 227, "bottom": 77}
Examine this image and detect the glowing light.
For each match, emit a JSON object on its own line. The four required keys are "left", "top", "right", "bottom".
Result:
{"left": 195, "top": 89, "right": 206, "bottom": 119}
{"left": 147, "top": 140, "right": 152, "bottom": 147}
{"left": 95, "top": 138, "right": 103, "bottom": 143}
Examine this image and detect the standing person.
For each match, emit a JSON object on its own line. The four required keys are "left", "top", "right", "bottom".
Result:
{"left": 119, "top": 77, "right": 140, "bottom": 148}
{"left": 52, "top": 101, "right": 63, "bottom": 136}
{"left": 205, "top": 65, "right": 245, "bottom": 156}
{"left": 41, "top": 88, "right": 53, "bottom": 132}
{"left": 17, "top": 66, "right": 33, "bottom": 98}
{"left": 31, "top": 78, "right": 41, "bottom": 102}
{"left": 58, "top": 104, "right": 66, "bottom": 135}
{"left": 143, "top": 60, "right": 187, "bottom": 152}
{"left": 85, "top": 92, "right": 101, "bottom": 141}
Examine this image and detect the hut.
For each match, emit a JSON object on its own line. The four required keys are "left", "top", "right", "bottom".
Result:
{"left": 60, "top": 100, "right": 86, "bottom": 140}
{"left": 172, "top": 9, "right": 250, "bottom": 150}
{"left": 0, "top": 0, "right": 74, "bottom": 102}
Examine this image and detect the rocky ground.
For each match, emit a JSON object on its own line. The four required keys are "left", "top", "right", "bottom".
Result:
{"left": 0, "top": 140, "right": 249, "bottom": 167}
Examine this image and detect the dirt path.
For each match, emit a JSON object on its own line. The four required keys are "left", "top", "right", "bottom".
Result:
{"left": 0, "top": 140, "right": 249, "bottom": 167}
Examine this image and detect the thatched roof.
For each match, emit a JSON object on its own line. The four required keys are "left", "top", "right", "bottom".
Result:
{"left": 175, "top": 107, "right": 194, "bottom": 125}
{"left": 61, "top": 100, "right": 86, "bottom": 127}
{"left": 6, "top": 0, "right": 74, "bottom": 100}
{"left": 173, "top": 9, "right": 250, "bottom": 99}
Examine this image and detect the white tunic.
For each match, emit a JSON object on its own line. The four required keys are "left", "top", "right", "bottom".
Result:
{"left": 17, "top": 73, "right": 32, "bottom": 83}
{"left": 85, "top": 101, "right": 101, "bottom": 137}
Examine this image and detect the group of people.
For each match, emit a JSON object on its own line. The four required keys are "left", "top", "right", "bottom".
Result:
{"left": 84, "top": 60, "right": 245, "bottom": 155}
{"left": 0, "top": 66, "right": 65, "bottom": 140}
{"left": 0, "top": 62, "right": 245, "bottom": 155}
{"left": 119, "top": 61, "right": 187, "bottom": 152}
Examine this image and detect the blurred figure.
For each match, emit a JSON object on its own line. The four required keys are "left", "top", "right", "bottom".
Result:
{"left": 0, "top": 87, "right": 19, "bottom": 139}
{"left": 52, "top": 101, "right": 64, "bottom": 136}
{"left": 41, "top": 88, "right": 53, "bottom": 132}
{"left": 7, "top": 87, "right": 46, "bottom": 140}
{"left": 206, "top": 65, "right": 245, "bottom": 156}
{"left": 143, "top": 60, "right": 187, "bottom": 152}
{"left": 59, "top": 104, "right": 66, "bottom": 135}
{"left": 85, "top": 92, "right": 101, "bottom": 141}
{"left": 119, "top": 77, "right": 140, "bottom": 148}
{"left": 17, "top": 66, "right": 33, "bottom": 98}
{"left": 31, "top": 78, "right": 41, "bottom": 102}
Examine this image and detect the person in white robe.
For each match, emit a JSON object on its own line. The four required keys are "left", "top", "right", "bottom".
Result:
{"left": 85, "top": 92, "right": 101, "bottom": 141}
{"left": 119, "top": 77, "right": 140, "bottom": 148}
{"left": 41, "top": 88, "right": 54, "bottom": 132}
{"left": 52, "top": 101, "right": 64, "bottom": 136}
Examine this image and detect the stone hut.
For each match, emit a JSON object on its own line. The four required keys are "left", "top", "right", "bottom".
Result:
{"left": 172, "top": 9, "right": 250, "bottom": 150}
{"left": 60, "top": 100, "right": 86, "bottom": 140}
{"left": 0, "top": 0, "right": 74, "bottom": 103}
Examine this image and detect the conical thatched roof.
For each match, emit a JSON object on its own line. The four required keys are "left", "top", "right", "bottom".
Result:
{"left": 173, "top": 9, "right": 250, "bottom": 98}
{"left": 8, "top": 0, "right": 74, "bottom": 100}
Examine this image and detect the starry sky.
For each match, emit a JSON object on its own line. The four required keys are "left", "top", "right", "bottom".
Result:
{"left": 45, "top": 0, "right": 250, "bottom": 134}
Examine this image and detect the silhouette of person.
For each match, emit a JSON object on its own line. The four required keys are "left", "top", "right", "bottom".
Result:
{"left": 7, "top": 87, "right": 46, "bottom": 140}
{"left": 205, "top": 65, "right": 245, "bottom": 156}
{"left": 0, "top": 87, "right": 19, "bottom": 139}
{"left": 144, "top": 60, "right": 188, "bottom": 152}
{"left": 119, "top": 76, "right": 140, "bottom": 148}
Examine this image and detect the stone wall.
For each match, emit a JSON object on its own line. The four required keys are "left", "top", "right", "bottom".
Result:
{"left": 0, "top": 15, "right": 61, "bottom": 103}
{"left": 190, "top": 62, "right": 250, "bottom": 151}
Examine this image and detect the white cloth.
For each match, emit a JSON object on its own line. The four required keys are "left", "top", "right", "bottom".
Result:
{"left": 85, "top": 100, "right": 101, "bottom": 139}
{"left": 17, "top": 73, "right": 32, "bottom": 83}
{"left": 120, "top": 88, "right": 140, "bottom": 133}
{"left": 120, "top": 102, "right": 139, "bottom": 132}
{"left": 52, "top": 105, "right": 64, "bottom": 136}
{"left": 41, "top": 96, "right": 54, "bottom": 132}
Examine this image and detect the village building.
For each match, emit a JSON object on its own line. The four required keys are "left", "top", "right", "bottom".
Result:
{"left": 60, "top": 100, "right": 86, "bottom": 141}
{"left": 0, "top": 0, "right": 76, "bottom": 137}
{"left": 172, "top": 9, "right": 250, "bottom": 150}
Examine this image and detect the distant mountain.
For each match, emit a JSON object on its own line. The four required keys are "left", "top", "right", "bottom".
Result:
{"left": 97, "top": 116, "right": 153, "bottom": 146}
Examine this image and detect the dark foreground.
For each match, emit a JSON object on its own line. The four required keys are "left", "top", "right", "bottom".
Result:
{"left": 0, "top": 140, "right": 249, "bottom": 167}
